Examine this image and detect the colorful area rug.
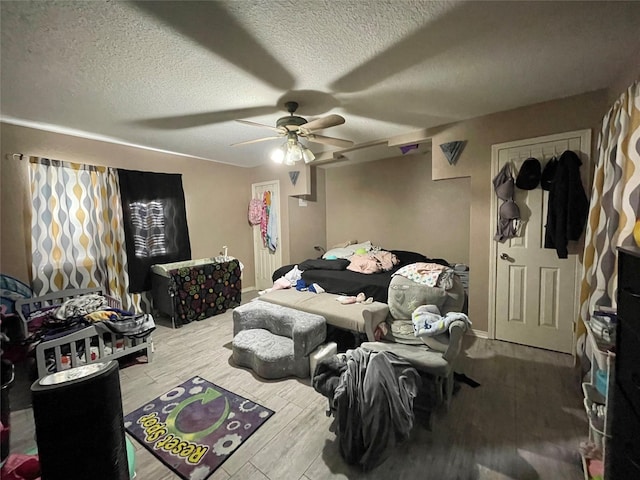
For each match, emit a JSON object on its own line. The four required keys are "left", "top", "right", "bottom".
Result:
{"left": 124, "top": 376, "right": 274, "bottom": 480}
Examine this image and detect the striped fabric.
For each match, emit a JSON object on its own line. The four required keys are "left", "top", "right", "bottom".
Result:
{"left": 29, "top": 158, "right": 152, "bottom": 313}
{"left": 578, "top": 81, "right": 640, "bottom": 335}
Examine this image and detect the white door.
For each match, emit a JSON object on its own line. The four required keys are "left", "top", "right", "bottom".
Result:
{"left": 252, "top": 180, "right": 283, "bottom": 291}
{"left": 489, "top": 130, "right": 591, "bottom": 353}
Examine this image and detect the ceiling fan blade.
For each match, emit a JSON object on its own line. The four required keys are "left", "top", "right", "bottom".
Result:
{"left": 230, "top": 136, "right": 283, "bottom": 147}
{"left": 299, "top": 114, "right": 346, "bottom": 133}
{"left": 133, "top": 106, "right": 278, "bottom": 129}
{"left": 131, "top": 1, "right": 294, "bottom": 90}
{"left": 235, "top": 119, "right": 285, "bottom": 133}
{"left": 304, "top": 134, "right": 354, "bottom": 148}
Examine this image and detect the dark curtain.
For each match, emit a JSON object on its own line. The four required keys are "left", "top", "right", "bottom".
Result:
{"left": 118, "top": 169, "right": 191, "bottom": 292}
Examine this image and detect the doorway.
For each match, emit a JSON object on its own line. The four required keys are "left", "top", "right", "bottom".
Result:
{"left": 251, "top": 180, "right": 282, "bottom": 291}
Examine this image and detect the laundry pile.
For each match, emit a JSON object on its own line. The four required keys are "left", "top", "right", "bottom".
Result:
{"left": 25, "top": 294, "right": 155, "bottom": 345}
{"left": 313, "top": 347, "right": 421, "bottom": 471}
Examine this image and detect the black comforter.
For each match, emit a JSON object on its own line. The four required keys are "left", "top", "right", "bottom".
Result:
{"left": 272, "top": 250, "right": 449, "bottom": 303}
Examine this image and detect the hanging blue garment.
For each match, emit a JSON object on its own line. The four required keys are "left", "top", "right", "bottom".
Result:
{"left": 266, "top": 208, "right": 278, "bottom": 252}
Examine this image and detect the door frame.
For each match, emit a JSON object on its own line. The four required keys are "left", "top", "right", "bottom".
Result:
{"left": 487, "top": 129, "right": 591, "bottom": 354}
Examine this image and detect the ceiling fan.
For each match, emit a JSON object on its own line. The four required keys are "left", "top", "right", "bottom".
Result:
{"left": 231, "top": 101, "right": 354, "bottom": 151}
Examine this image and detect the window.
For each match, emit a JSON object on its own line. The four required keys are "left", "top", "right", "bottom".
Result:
{"left": 118, "top": 170, "right": 191, "bottom": 292}
{"left": 130, "top": 200, "right": 168, "bottom": 258}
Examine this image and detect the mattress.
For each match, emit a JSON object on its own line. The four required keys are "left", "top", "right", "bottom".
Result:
{"left": 257, "top": 289, "right": 389, "bottom": 341}
{"left": 299, "top": 268, "right": 396, "bottom": 303}
{"left": 272, "top": 250, "right": 454, "bottom": 304}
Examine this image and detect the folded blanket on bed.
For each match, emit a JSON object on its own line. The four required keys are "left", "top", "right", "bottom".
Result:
{"left": 392, "top": 262, "right": 455, "bottom": 289}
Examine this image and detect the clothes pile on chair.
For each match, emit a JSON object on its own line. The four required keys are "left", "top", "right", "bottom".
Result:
{"left": 312, "top": 347, "right": 420, "bottom": 471}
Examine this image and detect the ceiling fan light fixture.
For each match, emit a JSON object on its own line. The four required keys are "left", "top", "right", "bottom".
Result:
{"left": 270, "top": 146, "right": 285, "bottom": 164}
{"left": 233, "top": 100, "right": 352, "bottom": 161}
{"left": 302, "top": 146, "right": 315, "bottom": 164}
{"left": 285, "top": 146, "right": 302, "bottom": 165}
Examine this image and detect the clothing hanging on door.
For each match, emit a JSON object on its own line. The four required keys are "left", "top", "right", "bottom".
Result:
{"left": 248, "top": 198, "right": 263, "bottom": 225}
{"left": 260, "top": 191, "right": 270, "bottom": 246}
{"left": 544, "top": 150, "right": 588, "bottom": 258}
{"left": 266, "top": 208, "right": 278, "bottom": 253}
{"left": 493, "top": 162, "right": 521, "bottom": 242}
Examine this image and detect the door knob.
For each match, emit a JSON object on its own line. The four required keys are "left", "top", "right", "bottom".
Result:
{"left": 500, "top": 253, "right": 510, "bottom": 260}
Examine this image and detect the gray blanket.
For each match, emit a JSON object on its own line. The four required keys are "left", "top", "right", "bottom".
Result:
{"left": 313, "top": 348, "right": 421, "bottom": 471}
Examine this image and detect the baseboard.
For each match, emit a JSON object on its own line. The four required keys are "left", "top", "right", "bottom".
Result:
{"left": 467, "top": 328, "right": 489, "bottom": 339}
{"left": 242, "top": 286, "right": 257, "bottom": 293}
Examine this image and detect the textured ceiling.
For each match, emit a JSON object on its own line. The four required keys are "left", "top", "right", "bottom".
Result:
{"left": 2, "top": 1, "right": 639, "bottom": 168}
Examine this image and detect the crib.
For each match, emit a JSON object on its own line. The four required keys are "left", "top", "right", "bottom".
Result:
{"left": 15, "top": 287, "right": 154, "bottom": 378}
{"left": 151, "top": 257, "right": 242, "bottom": 328}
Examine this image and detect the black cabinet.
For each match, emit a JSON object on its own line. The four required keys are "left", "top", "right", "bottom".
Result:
{"left": 607, "top": 383, "right": 640, "bottom": 477}
{"left": 608, "top": 247, "right": 640, "bottom": 478}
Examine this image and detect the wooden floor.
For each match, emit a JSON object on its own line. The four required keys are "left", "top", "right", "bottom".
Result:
{"left": 9, "top": 291, "right": 588, "bottom": 480}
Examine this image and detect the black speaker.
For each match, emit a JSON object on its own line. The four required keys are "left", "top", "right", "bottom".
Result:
{"left": 31, "top": 360, "right": 129, "bottom": 480}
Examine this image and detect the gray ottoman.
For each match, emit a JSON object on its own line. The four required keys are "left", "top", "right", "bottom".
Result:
{"left": 232, "top": 301, "right": 326, "bottom": 379}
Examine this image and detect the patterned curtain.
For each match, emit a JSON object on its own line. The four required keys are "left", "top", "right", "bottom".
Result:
{"left": 578, "top": 81, "right": 640, "bottom": 333}
{"left": 29, "top": 158, "right": 152, "bottom": 312}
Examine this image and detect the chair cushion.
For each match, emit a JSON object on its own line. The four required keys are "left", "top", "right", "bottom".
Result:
{"left": 256, "top": 290, "right": 388, "bottom": 340}
{"left": 360, "top": 341, "right": 450, "bottom": 377}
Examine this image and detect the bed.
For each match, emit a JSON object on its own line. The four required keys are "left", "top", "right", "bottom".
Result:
{"left": 16, "top": 287, "right": 154, "bottom": 378}
{"left": 267, "top": 246, "right": 468, "bottom": 346}
{"left": 272, "top": 249, "right": 452, "bottom": 303}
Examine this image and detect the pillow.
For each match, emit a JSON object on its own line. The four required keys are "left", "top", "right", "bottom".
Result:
{"left": 350, "top": 241, "right": 372, "bottom": 251}
{"left": 298, "top": 258, "right": 349, "bottom": 271}
{"left": 330, "top": 239, "right": 358, "bottom": 249}
{"left": 322, "top": 240, "right": 373, "bottom": 259}
{"left": 322, "top": 247, "right": 358, "bottom": 259}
